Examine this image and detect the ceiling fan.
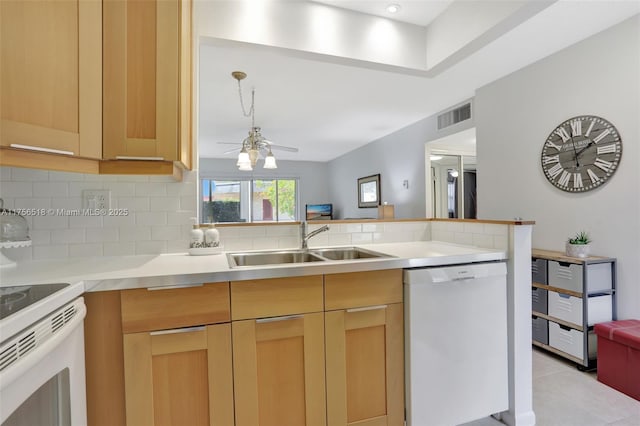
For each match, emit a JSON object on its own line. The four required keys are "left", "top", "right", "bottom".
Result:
{"left": 218, "top": 71, "right": 298, "bottom": 170}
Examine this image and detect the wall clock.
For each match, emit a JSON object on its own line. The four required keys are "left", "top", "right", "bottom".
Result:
{"left": 541, "top": 115, "right": 622, "bottom": 192}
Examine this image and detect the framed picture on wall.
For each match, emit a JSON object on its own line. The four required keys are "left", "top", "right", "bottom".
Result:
{"left": 357, "top": 174, "right": 381, "bottom": 208}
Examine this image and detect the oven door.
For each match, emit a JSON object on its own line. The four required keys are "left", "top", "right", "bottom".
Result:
{"left": 0, "top": 298, "right": 87, "bottom": 426}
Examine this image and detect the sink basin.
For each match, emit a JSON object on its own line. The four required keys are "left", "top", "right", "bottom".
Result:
{"left": 227, "top": 247, "right": 391, "bottom": 268}
{"left": 310, "top": 247, "right": 390, "bottom": 260}
{"left": 227, "top": 250, "right": 325, "bottom": 267}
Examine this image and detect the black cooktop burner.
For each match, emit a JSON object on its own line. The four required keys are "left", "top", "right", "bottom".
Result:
{"left": 0, "top": 283, "right": 70, "bottom": 319}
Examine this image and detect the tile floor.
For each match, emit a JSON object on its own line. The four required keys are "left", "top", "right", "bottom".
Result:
{"left": 465, "top": 348, "right": 640, "bottom": 426}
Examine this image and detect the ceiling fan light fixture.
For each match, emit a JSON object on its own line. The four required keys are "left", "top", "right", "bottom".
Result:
{"left": 264, "top": 149, "right": 277, "bottom": 169}
{"left": 386, "top": 4, "right": 401, "bottom": 13}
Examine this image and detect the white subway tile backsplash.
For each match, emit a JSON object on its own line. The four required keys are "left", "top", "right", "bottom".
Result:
{"left": 0, "top": 182, "right": 33, "bottom": 198}
{"left": 253, "top": 237, "right": 276, "bottom": 250}
{"left": 104, "top": 242, "right": 136, "bottom": 256}
{"left": 33, "top": 244, "right": 69, "bottom": 260}
{"left": 278, "top": 237, "right": 299, "bottom": 249}
{"left": 50, "top": 197, "right": 82, "bottom": 210}
{"left": 149, "top": 197, "right": 180, "bottom": 212}
{"left": 136, "top": 211, "right": 167, "bottom": 226}
{"left": 135, "top": 182, "right": 167, "bottom": 197}
{"left": 11, "top": 168, "right": 49, "bottom": 181}
{"left": 107, "top": 183, "right": 136, "bottom": 197}
{"left": 180, "top": 195, "right": 196, "bottom": 211}
{"left": 69, "top": 243, "right": 103, "bottom": 258}
{"left": 341, "top": 223, "right": 362, "bottom": 233}
{"left": 362, "top": 223, "right": 384, "bottom": 233}
{"left": 116, "top": 175, "right": 149, "bottom": 182}
{"left": 135, "top": 240, "right": 167, "bottom": 255}
{"left": 119, "top": 226, "right": 152, "bottom": 242}
{"left": 167, "top": 240, "right": 190, "bottom": 253}
{"left": 14, "top": 197, "right": 51, "bottom": 209}
{"left": 494, "top": 235, "right": 509, "bottom": 250}
{"left": 454, "top": 232, "right": 474, "bottom": 246}
{"left": 151, "top": 226, "right": 182, "bottom": 241}
{"left": 168, "top": 211, "right": 194, "bottom": 226}
{"left": 485, "top": 223, "right": 509, "bottom": 236}
{"left": 351, "top": 233, "right": 373, "bottom": 244}
{"left": 49, "top": 171, "right": 84, "bottom": 182}
{"left": 472, "top": 234, "right": 494, "bottom": 249}
{"left": 69, "top": 215, "right": 103, "bottom": 229}
{"left": 102, "top": 214, "right": 137, "bottom": 228}
{"left": 86, "top": 228, "right": 120, "bottom": 243}
{"left": 68, "top": 182, "right": 102, "bottom": 196}
{"left": 30, "top": 230, "right": 51, "bottom": 246}
{"left": 328, "top": 233, "right": 351, "bottom": 246}
{"left": 118, "top": 197, "right": 150, "bottom": 211}
{"left": 51, "top": 229, "right": 85, "bottom": 244}
{"left": 265, "top": 225, "right": 298, "bottom": 237}
{"left": 0, "top": 167, "right": 12, "bottom": 181}
{"left": 32, "top": 215, "right": 68, "bottom": 230}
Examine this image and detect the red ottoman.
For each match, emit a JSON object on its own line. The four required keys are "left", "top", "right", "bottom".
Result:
{"left": 594, "top": 319, "right": 640, "bottom": 401}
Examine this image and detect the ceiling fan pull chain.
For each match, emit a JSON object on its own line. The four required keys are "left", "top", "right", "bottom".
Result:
{"left": 236, "top": 79, "right": 254, "bottom": 119}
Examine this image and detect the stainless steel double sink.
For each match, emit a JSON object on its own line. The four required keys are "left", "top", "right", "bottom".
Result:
{"left": 227, "top": 246, "right": 390, "bottom": 268}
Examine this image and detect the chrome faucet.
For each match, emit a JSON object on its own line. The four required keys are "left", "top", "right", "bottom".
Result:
{"left": 301, "top": 222, "right": 330, "bottom": 249}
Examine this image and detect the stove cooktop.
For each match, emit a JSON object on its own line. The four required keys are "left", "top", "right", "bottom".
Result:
{"left": 0, "top": 284, "right": 70, "bottom": 320}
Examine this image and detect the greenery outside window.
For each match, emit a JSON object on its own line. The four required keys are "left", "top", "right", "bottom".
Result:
{"left": 201, "top": 178, "right": 298, "bottom": 223}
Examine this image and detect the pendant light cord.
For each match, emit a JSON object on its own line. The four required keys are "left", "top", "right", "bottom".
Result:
{"left": 237, "top": 80, "right": 256, "bottom": 128}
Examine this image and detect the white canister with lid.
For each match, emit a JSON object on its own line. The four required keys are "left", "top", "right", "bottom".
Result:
{"left": 190, "top": 218, "right": 204, "bottom": 246}
{"left": 204, "top": 225, "right": 220, "bottom": 246}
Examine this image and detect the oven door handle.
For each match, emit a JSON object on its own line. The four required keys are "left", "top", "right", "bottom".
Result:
{"left": 0, "top": 299, "right": 87, "bottom": 389}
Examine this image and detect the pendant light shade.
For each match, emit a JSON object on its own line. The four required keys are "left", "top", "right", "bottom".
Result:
{"left": 264, "top": 149, "right": 277, "bottom": 169}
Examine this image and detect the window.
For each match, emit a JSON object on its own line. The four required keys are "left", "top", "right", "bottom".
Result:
{"left": 201, "top": 178, "right": 298, "bottom": 223}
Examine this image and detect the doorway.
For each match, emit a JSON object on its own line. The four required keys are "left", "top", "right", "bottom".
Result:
{"left": 425, "top": 128, "right": 477, "bottom": 219}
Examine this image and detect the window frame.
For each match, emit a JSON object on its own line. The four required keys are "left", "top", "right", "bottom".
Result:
{"left": 199, "top": 175, "right": 300, "bottom": 224}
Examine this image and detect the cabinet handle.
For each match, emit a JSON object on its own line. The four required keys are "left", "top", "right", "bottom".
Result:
{"left": 150, "top": 326, "right": 206, "bottom": 336}
{"left": 10, "top": 143, "right": 74, "bottom": 156}
{"left": 115, "top": 156, "right": 164, "bottom": 161}
{"left": 147, "top": 283, "right": 204, "bottom": 291}
{"left": 256, "top": 315, "right": 303, "bottom": 324}
{"left": 346, "top": 304, "right": 388, "bottom": 313}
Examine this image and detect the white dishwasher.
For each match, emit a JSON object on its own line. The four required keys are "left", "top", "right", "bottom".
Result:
{"left": 404, "top": 262, "right": 508, "bottom": 426}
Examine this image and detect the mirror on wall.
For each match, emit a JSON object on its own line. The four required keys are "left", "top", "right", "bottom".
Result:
{"left": 430, "top": 154, "right": 477, "bottom": 219}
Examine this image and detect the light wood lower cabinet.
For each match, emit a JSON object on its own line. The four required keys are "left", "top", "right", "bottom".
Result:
{"left": 84, "top": 270, "right": 404, "bottom": 426}
{"left": 326, "top": 304, "right": 404, "bottom": 426}
{"left": 232, "top": 313, "right": 326, "bottom": 426}
{"left": 123, "top": 324, "right": 234, "bottom": 426}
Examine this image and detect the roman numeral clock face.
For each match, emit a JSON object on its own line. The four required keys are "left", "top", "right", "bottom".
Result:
{"left": 541, "top": 116, "right": 622, "bottom": 192}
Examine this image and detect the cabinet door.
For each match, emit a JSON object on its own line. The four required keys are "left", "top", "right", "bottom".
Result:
{"left": 325, "top": 303, "right": 404, "bottom": 426}
{"left": 123, "top": 324, "right": 234, "bottom": 426}
{"left": 0, "top": 0, "right": 101, "bottom": 158}
{"left": 233, "top": 313, "right": 326, "bottom": 426}
{"left": 103, "top": 0, "right": 191, "bottom": 167}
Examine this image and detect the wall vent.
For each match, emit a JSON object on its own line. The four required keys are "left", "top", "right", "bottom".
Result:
{"left": 437, "top": 103, "right": 471, "bottom": 130}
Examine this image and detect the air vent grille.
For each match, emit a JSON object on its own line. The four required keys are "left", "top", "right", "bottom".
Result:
{"left": 0, "top": 301, "right": 79, "bottom": 372}
{"left": 438, "top": 103, "right": 471, "bottom": 130}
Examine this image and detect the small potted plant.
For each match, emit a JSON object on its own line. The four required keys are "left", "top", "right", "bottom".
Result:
{"left": 566, "top": 231, "right": 592, "bottom": 258}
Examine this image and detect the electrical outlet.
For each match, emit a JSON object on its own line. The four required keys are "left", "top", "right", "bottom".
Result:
{"left": 83, "top": 190, "right": 111, "bottom": 210}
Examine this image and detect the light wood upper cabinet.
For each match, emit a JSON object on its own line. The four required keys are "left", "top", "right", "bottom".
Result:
{"left": 103, "top": 0, "right": 192, "bottom": 169}
{"left": 0, "top": 0, "right": 101, "bottom": 159}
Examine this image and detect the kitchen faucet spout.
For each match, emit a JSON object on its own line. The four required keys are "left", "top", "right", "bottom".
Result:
{"left": 301, "top": 222, "right": 330, "bottom": 249}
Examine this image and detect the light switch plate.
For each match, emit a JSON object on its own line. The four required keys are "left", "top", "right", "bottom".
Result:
{"left": 83, "top": 190, "right": 111, "bottom": 210}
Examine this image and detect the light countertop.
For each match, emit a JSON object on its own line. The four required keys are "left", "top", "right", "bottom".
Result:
{"left": 0, "top": 241, "right": 505, "bottom": 339}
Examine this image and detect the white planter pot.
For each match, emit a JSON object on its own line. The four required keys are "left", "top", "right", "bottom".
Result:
{"left": 566, "top": 242, "right": 591, "bottom": 258}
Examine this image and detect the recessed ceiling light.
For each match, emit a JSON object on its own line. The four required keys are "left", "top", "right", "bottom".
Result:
{"left": 386, "top": 4, "right": 401, "bottom": 14}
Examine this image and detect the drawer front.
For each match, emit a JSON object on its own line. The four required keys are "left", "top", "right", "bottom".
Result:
{"left": 548, "top": 292, "right": 612, "bottom": 326}
{"left": 532, "top": 316, "right": 548, "bottom": 345}
{"left": 230, "top": 275, "right": 323, "bottom": 320}
{"left": 325, "top": 269, "right": 403, "bottom": 311}
{"left": 548, "top": 292, "right": 583, "bottom": 325}
{"left": 531, "top": 258, "right": 547, "bottom": 285}
{"left": 532, "top": 287, "right": 548, "bottom": 314}
{"left": 585, "top": 263, "right": 613, "bottom": 292}
{"left": 121, "top": 282, "right": 230, "bottom": 333}
{"left": 549, "top": 322, "right": 584, "bottom": 359}
{"left": 548, "top": 261, "right": 582, "bottom": 292}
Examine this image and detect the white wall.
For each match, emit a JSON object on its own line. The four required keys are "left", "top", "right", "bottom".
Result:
{"left": 199, "top": 158, "right": 330, "bottom": 219}
{"left": 475, "top": 15, "right": 640, "bottom": 318}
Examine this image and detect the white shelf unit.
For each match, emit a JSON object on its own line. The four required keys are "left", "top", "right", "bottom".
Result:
{"left": 531, "top": 249, "right": 616, "bottom": 369}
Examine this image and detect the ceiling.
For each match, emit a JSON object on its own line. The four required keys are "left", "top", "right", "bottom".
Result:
{"left": 198, "top": 1, "right": 640, "bottom": 163}
{"left": 311, "top": 0, "right": 454, "bottom": 26}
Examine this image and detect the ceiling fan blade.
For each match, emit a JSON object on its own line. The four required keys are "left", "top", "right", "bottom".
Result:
{"left": 269, "top": 144, "right": 299, "bottom": 153}
{"left": 222, "top": 147, "right": 241, "bottom": 155}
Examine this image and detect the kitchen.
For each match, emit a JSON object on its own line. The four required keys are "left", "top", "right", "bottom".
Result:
{"left": 1, "top": 1, "right": 639, "bottom": 426}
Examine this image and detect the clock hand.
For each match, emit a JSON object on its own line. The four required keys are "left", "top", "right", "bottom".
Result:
{"left": 575, "top": 141, "right": 595, "bottom": 159}
{"left": 568, "top": 129, "right": 580, "bottom": 167}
